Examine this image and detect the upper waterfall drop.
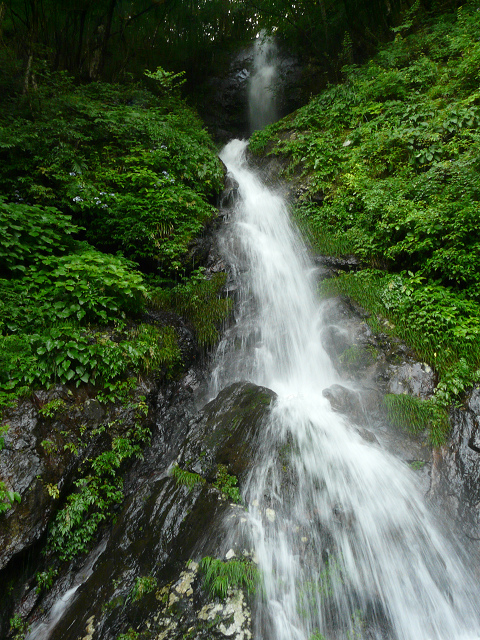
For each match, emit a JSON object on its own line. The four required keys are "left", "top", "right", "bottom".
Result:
{"left": 248, "top": 33, "right": 279, "bottom": 133}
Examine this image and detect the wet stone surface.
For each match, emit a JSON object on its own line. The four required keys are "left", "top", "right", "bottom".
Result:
{"left": 5, "top": 381, "right": 272, "bottom": 640}
{"left": 317, "top": 294, "right": 433, "bottom": 492}
{"left": 429, "top": 387, "right": 480, "bottom": 538}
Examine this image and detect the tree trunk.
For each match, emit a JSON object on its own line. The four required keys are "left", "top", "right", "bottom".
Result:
{"left": 98, "top": 0, "right": 117, "bottom": 78}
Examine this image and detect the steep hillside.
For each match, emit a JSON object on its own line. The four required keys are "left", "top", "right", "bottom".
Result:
{"left": 249, "top": 1, "right": 480, "bottom": 443}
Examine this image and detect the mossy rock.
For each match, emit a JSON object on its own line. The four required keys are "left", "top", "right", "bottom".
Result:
{"left": 20, "top": 382, "right": 273, "bottom": 640}
{"left": 178, "top": 381, "right": 276, "bottom": 481}
{"left": 338, "top": 344, "right": 378, "bottom": 373}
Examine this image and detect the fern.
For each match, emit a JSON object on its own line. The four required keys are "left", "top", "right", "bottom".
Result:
{"left": 171, "top": 464, "right": 206, "bottom": 491}
{"left": 199, "top": 556, "right": 259, "bottom": 599}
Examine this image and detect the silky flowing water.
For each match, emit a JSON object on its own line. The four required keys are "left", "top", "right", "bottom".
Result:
{"left": 212, "top": 139, "right": 480, "bottom": 640}
{"left": 248, "top": 33, "right": 278, "bottom": 133}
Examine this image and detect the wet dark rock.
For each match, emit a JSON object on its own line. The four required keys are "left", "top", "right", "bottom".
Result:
{"left": 0, "top": 399, "right": 71, "bottom": 572}
{"left": 356, "top": 427, "right": 380, "bottom": 445}
{"left": 178, "top": 381, "right": 275, "bottom": 481}
{"left": 322, "top": 384, "right": 364, "bottom": 424}
{"left": 429, "top": 387, "right": 480, "bottom": 537}
{"left": 321, "top": 325, "right": 351, "bottom": 362}
{"left": 195, "top": 42, "right": 312, "bottom": 143}
{"left": 314, "top": 254, "right": 361, "bottom": 276}
{"left": 8, "top": 381, "right": 273, "bottom": 640}
{"left": 220, "top": 173, "right": 240, "bottom": 210}
{"left": 82, "top": 398, "right": 105, "bottom": 425}
{"left": 387, "top": 362, "right": 436, "bottom": 398}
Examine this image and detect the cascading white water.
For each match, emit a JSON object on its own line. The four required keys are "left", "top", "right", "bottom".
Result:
{"left": 213, "top": 139, "right": 480, "bottom": 640}
{"left": 248, "top": 33, "right": 279, "bottom": 133}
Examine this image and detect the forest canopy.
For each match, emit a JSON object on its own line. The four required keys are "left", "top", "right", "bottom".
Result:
{"left": 1, "top": 0, "right": 452, "bottom": 93}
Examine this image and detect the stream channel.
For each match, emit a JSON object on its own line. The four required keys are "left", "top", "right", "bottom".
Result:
{"left": 210, "top": 138, "right": 480, "bottom": 640}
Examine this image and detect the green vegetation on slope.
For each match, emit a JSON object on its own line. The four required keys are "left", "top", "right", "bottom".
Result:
{"left": 0, "top": 68, "right": 228, "bottom": 399}
{"left": 250, "top": 2, "right": 480, "bottom": 442}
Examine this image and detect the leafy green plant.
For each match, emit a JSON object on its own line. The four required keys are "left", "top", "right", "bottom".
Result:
{"left": 46, "top": 483, "right": 60, "bottom": 499}
{"left": 198, "top": 556, "right": 259, "bottom": 599}
{"left": 130, "top": 575, "right": 157, "bottom": 602}
{"left": 0, "top": 247, "right": 147, "bottom": 334}
{"left": 35, "top": 567, "right": 59, "bottom": 594}
{"left": 0, "top": 198, "right": 78, "bottom": 274}
{"left": 171, "top": 464, "right": 206, "bottom": 491}
{"left": 144, "top": 66, "right": 186, "bottom": 94}
{"left": 409, "top": 460, "right": 426, "bottom": 471}
{"left": 9, "top": 613, "right": 30, "bottom": 640}
{"left": 0, "top": 323, "right": 182, "bottom": 392}
{"left": 41, "top": 440, "right": 58, "bottom": 456}
{"left": 39, "top": 399, "right": 67, "bottom": 419}
{"left": 214, "top": 465, "right": 241, "bottom": 503}
{"left": 96, "top": 378, "right": 137, "bottom": 405}
{"left": 117, "top": 630, "right": 139, "bottom": 640}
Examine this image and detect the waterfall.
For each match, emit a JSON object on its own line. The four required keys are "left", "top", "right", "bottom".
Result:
{"left": 213, "top": 139, "right": 480, "bottom": 640}
{"left": 248, "top": 33, "right": 279, "bottom": 133}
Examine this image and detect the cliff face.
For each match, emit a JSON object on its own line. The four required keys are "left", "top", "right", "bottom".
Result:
{"left": 1, "top": 374, "right": 274, "bottom": 640}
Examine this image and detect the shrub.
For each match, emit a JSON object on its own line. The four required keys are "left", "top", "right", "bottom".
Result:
{"left": 152, "top": 269, "right": 232, "bottom": 348}
{"left": 0, "top": 324, "right": 181, "bottom": 392}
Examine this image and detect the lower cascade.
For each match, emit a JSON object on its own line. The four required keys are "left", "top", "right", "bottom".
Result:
{"left": 213, "top": 139, "right": 480, "bottom": 640}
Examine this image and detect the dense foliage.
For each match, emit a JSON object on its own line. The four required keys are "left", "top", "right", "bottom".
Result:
{"left": 0, "top": 70, "right": 226, "bottom": 397}
{"left": 250, "top": 1, "right": 480, "bottom": 441}
{"left": 2, "top": 0, "right": 449, "bottom": 101}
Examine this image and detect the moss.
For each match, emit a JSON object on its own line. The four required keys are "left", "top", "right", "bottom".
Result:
{"left": 339, "top": 345, "right": 377, "bottom": 371}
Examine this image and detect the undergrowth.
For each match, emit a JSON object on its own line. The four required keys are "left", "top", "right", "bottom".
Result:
{"left": 0, "top": 70, "right": 226, "bottom": 403}
{"left": 46, "top": 396, "right": 151, "bottom": 561}
{"left": 151, "top": 268, "right": 232, "bottom": 349}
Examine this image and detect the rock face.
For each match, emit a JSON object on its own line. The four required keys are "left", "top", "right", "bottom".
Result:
{"left": 0, "top": 385, "right": 128, "bottom": 572}
{"left": 429, "top": 388, "right": 480, "bottom": 538}
{"left": 195, "top": 43, "right": 308, "bottom": 143}
{"left": 318, "top": 293, "right": 433, "bottom": 489}
{"left": 1, "top": 380, "right": 274, "bottom": 640}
